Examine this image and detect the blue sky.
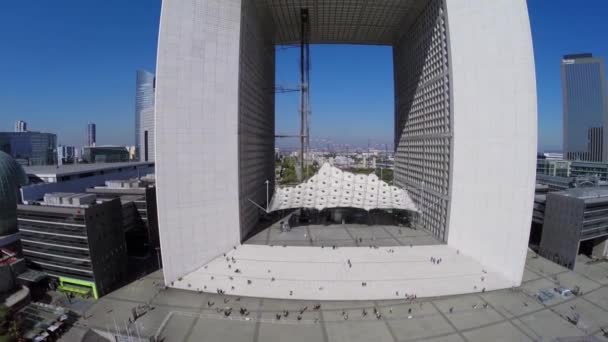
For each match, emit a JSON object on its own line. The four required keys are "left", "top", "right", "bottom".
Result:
{"left": 1, "top": 1, "right": 607, "bottom": 151}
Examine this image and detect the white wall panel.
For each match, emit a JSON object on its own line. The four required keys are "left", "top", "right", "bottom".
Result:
{"left": 155, "top": 0, "right": 243, "bottom": 284}
{"left": 445, "top": 0, "right": 537, "bottom": 285}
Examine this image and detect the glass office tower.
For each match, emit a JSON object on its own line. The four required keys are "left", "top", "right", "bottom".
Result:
{"left": 0, "top": 132, "right": 57, "bottom": 166}
{"left": 562, "top": 53, "right": 608, "bottom": 162}
{"left": 87, "top": 123, "right": 96, "bottom": 147}
{"left": 135, "top": 70, "right": 155, "bottom": 162}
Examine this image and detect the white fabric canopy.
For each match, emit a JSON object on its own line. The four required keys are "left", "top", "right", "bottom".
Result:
{"left": 269, "top": 163, "right": 418, "bottom": 212}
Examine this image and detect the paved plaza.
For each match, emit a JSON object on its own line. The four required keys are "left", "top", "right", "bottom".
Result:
{"left": 170, "top": 218, "right": 507, "bottom": 301}
{"left": 66, "top": 251, "right": 608, "bottom": 342}
{"left": 244, "top": 221, "right": 441, "bottom": 247}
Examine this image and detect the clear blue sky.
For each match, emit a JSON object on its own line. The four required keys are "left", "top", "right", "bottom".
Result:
{"left": 1, "top": 1, "right": 607, "bottom": 151}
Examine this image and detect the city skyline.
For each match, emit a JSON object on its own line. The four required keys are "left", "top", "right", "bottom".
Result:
{"left": 0, "top": 1, "right": 607, "bottom": 151}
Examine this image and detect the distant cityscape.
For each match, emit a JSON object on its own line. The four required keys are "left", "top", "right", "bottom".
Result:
{"left": 0, "top": 69, "right": 156, "bottom": 167}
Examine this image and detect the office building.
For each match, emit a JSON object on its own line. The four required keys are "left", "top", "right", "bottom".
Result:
{"left": 135, "top": 70, "right": 156, "bottom": 162}
{"left": 539, "top": 188, "right": 608, "bottom": 269}
{"left": 537, "top": 159, "right": 571, "bottom": 177}
{"left": 562, "top": 53, "right": 608, "bottom": 162}
{"left": 155, "top": 0, "right": 537, "bottom": 299}
{"left": 87, "top": 123, "right": 96, "bottom": 147}
{"left": 0, "top": 132, "right": 57, "bottom": 166}
{"left": 14, "top": 120, "right": 27, "bottom": 133}
{"left": 17, "top": 193, "right": 127, "bottom": 298}
{"left": 0, "top": 151, "right": 28, "bottom": 250}
{"left": 87, "top": 179, "right": 159, "bottom": 257}
{"left": 82, "top": 146, "right": 129, "bottom": 163}
{"left": 57, "top": 145, "right": 76, "bottom": 165}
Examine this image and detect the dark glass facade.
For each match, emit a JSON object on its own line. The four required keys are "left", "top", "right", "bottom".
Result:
{"left": 87, "top": 123, "right": 96, "bottom": 147}
{"left": 0, "top": 132, "right": 57, "bottom": 166}
{"left": 135, "top": 70, "right": 155, "bottom": 161}
{"left": 562, "top": 54, "right": 608, "bottom": 161}
{"left": 82, "top": 146, "right": 129, "bottom": 163}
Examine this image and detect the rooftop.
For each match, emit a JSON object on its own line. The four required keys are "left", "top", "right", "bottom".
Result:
{"left": 556, "top": 188, "right": 608, "bottom": 200}
{"left": 74, "top": 251, "right": 608, "bottom": 341}
{"left": 24, "top": 161, "right": 153, "bottom": 178}
{"left": 563, "top": 53, "right": 594, "bottom": 60}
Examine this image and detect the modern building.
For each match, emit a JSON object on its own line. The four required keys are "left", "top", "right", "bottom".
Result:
{"left": 570, "top": 160, "right": 608, "bottom": 181}
{"left": 20, "top": 162, "right": 154, "bottom": 203}
{"left": 537, "top": 158, "right": 571, "bottom": 177}
{"left": 86, "top": 123, "right": 96, "bottom": 147}
{"left": 562, "top": 53, "right": 608, "bottom": 162}
{"left": 14, "top": 120, "right": 27, "bottom": 133}
{"left": 135, "top": 70, "right": 156, "bottom": 162}
{"left": 86, "top": 179, "right": 159, "bottom": 257}
{"left": 22, "top": 162, "right": 153, "bottom": 184}
{"left": 82, "top": 146, "right": 129, "bottom": 163}
{"left": 539, "top": 188, "right": 608, "bottom": 269}
{"left": 57, "top": 145, "right": 76, "bottom": 165}
{"left": 536, "top": 158, "right": 608, "bottom": 186}
{"left": 17, "top": 193, "right": 128, "bottom": 298}
{"left": 155, "top": 0, "right": 537, "bottom": 299}
{"left": 535, "top": 174, "right": 574, "bottom": 192}
{"left": 0, "top": 132, "right": 57, "bottom": 166}
{"left": 0, "top": 151, "right": 28, "bottom": 250}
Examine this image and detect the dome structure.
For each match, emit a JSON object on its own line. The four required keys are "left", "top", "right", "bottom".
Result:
{"left": 0, "top": 151, "right": 28, "bottom": 236}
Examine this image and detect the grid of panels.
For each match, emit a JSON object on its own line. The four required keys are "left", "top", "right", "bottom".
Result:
{"left": 394, "top": 0, "right": 450, "bottom": 241}
{"left": 238, "top": 2, "right": 276, "bottom": 239}
{"left": 269, "top": 163, "right": 418, "bottom": 211}
{"left": 257, "top": 0, "right": 429, "bottom": 44}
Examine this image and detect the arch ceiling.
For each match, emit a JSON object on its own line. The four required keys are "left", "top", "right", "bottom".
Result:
{"left": 256, "top": 0, "right": 430, "bottom": 45}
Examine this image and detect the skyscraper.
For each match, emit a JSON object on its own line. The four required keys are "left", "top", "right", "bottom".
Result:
{"left": 57, "top": 145, "right": 76, "bottom": 165}
{"left": 87, "top": 123, "right": 96, "bottom": 147}
{"left": 135, "top": 70, "right": 155, "bottom": 162}
{"left": 14, "top": 120, "right": 27, "bottom": 133}
{"left": 562, "top": 53, "right": 608, "bottom": 162}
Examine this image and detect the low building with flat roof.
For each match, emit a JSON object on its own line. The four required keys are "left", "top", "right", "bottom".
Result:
{"left": 82, "top": 146, "right": 130, "bottom": 163}
{"left": 20, "top": 162, "right": 154, "bottom": 204}
{"left": 17, "top": 193, "right": 127, "bottom": 298}
{"left": 23, "top": 161, "right": 153, "bottom": 184}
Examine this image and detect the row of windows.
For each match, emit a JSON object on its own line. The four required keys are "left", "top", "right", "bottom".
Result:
{"left": 394, "top": 0, "right": 451, "bottom": 241}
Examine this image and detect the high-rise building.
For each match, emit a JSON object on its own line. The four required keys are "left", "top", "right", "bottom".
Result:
{"left": 135, "top": 70, "right": 155, "bottom": 162}
{"left": 14, "top": 120, "right": 27, "bottom": 133}
{"left": 154, "top": 0, "right": 537, "bottom": 300}
{"left": 57, "top": 145, "right": 76, "bottom": 165}
{"left": 562, "top": 53, "right": 608, "bottom": 162}
{"left": 87, "top": 123, "right": 96, "bottom": 147}
{"left": 0, "top": 132, "right": 57, "bottom": 166}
